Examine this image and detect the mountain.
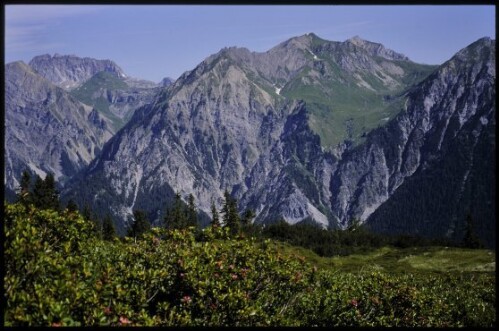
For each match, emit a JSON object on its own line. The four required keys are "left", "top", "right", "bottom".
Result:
{"left": 29, "top": 53, "right": 127, "bottom": 90}
{"left": 208, "top": 33, "right": 437, "bottom": 154}
{"left": 69, "top": 71, "right": 159, "bottom": 131}
{"left": 363, "top": 37, "right": 496, "bottom": 246}
{"left": 28, "top": 53, "right": 162, "bottom": 131}
{"left": 63, "top": 35, "right": 343, "bottom": 233}
{"left": 14, "top": 35, "right": 487, "bottom": 246}
{"left": 4, "top": 61, "right": 115, "bottom": 197}
{"left": 62, "top": 35, "right": 494, "bottom": 246}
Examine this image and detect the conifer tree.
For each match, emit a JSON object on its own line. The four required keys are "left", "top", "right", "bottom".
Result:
{"left": 221, "top": 190, "right": 230, "bottom": 227}
{"left": 82, "top": 204, "right": 92, "bottom": 221}
{"left": 31, "top": 173, "right": 60, "bottom": 211}
{"left": 81, "top": 204, "right": 101, "bottom": 236}
{"left": 186, "top": 194, "right": 198, "bottom": 227}
{"left": 66, "top": 199, "right": 78, "bottom": 213}
{"left": 102, "top": 214, "right": 116, "bottom": 241}
{"left": 31, "top": 175, "right": 45, "bottom": 208}
{"left": 128, "top": 209, "right": 151, "bottom": 239}
{"left": 241, "top": 209, "right": 255, "bottom": 226}
{"left": 16, "top": 170, "right": 31, "bottom": 205}
{"left": 165, "top": 192, "right": 187, "bottom": 229}
{"left": 43, "top": 173, "right": 60, "bottom": 211}
{"left": 222, "top": 190, "right": 240, "bottom": 235}
{"left": 211, "top": 199, "right": 220, "bottom": 227}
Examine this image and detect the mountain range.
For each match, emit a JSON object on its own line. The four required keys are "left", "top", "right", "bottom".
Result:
{"left": 4, "top": 34, "right": 495, "bottom": 247}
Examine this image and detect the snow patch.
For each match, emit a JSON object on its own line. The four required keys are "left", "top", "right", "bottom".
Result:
{"left": 272, "top": 83, "right": 282, "bottom": 95}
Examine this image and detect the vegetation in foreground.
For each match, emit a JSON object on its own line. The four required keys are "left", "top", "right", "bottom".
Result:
{"left": 4, "top": 202, "right": 495, "bottom": 327}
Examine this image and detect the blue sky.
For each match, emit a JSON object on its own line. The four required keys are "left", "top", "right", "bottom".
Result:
{"left": 5, "top": 5, "right": 495, "bottom": 82}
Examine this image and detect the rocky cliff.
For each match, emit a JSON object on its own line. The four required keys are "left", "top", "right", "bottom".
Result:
{"left": 29, "top": 53, "right": 127, "bottom": 90}
{"left": 4, "top": 61, "right": 115, "bottom": 195}
{"left": 9, "top": 35, "right": 493, "bottom": 246}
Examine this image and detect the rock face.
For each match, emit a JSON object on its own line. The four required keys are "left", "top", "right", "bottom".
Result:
{"left": 4, "top": 61, "right": 115, "bottom": 194}
{"left": 364, "top": 37, "right": 496, "bottom": 245}
{"left": 69, "top": 71, "right": 160, "bottom": 131}
{"left": 28, "top": 53, "right": 162, "bottom": 131}
{"left": 29, "top": 54, "right": 127, "bottom": 90}
{"left": 160, "top": 77, "right": 175, "bottom": 87}
{"left": 62, "top": 35, "right": 495, "bottom": 247}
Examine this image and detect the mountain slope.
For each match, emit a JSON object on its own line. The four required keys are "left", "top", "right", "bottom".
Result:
{"left": 63, "top": 45, "right": 334, "bottom": 233}
{"left": 4, "top": 61, "right": 115, "bottom": 195}
{"left": 61, "top": 36, "right": 494, "bottom": 246}
{"left": 329, "top": 37, "right": 495, "bottom": 245}
{"left": 215, "top": 33, "right": 437, "bottom": 152}
{"left": 364, "top": 37, "right": 496, "bottom": 246}
{"left": 70, "top": 71, "right": 159, "bottom": 131}
{"left": 29, "top": 54, "right": 126, "bottom": 90}
{"left": 29, "top": 54, "right": 162, "bottom": 131}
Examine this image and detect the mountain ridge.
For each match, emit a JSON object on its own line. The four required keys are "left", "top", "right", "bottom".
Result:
{"left": 60, "top": 35, "right": 494, "bottom": 247}
{"left": 4, "top": 34, "right": 494, "bottom": 246}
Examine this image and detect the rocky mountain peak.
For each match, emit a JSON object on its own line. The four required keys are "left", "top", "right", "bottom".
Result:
{"left": 6, "top": 60, "right": 33, "bottom": 73}
{"left": 345, "top": 35, "right": 409, "bottom": 61}
{"left": 274, "top": 33, "right": 315, "bottom": 52}
{"left": 5, "top": 60, "right": 115, "bottom": 193}
{"left": 29, "top": 54, "right": 126, "bottom": 90}
{"left": 450, "top": 37, "right": 495, "bottom": 67}
{"left": 160, "top": 77, "right": 175, "bottom": 87}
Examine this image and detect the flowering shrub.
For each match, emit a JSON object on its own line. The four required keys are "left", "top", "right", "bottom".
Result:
{"left": 4, "top": 203, "right": 496, "bottom": 326}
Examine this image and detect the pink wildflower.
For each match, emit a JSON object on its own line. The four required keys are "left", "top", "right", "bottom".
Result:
{"left": 119, "top": 316, "right": 131, "bottom": 325}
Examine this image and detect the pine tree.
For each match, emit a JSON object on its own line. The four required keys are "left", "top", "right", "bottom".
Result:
{"left": 241, "top": 209, "right": 255, "bottom": 226}
{"left": 81, "top": 204, "right": 101, "bottom": 237}
{"left": 186, "top": 194, "right": 198, "bottom": 227}
{"left": 211, "top": 199, "right": 220, "bottom": 227}
{"left": 128, "top": 209, "right": 151, "bottom": 239}
{"left": 102, "top": 214, "right": 116, "bottom": 241}
{"left": 31, "top": 173, "right": 60, "bottom": 211}
{"left": 66, "top": 199, "right": 78, "bottom": 213}
{"left": 221, "top": 190, "right": 230, "bottom": 227}
{"left": 165, "top": 192, "right": 187, "bottom": 229}
{"left": 222, "top": 190, "right": 240, "bottom": 235}
{"left": 16, "top": 170, "right": 32, "bottom": 205}
{"left": 43, "top": 173, "right": 60, "bottom": 211}
{"left": 31, "top": 175, "right": 44, "bottom": 208}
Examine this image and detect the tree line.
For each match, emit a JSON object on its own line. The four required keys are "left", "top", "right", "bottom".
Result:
{"left": 14, "top": 169, "right": 483, "bottom": 255}
{"left": 14, "top": 170, "right": 256, "bottom": 241}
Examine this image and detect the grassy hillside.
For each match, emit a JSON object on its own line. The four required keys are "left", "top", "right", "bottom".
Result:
{"left": 70, "top": 71, "right": 128, "bottom": 131}
{"left": 280, "top": 44, "right": 437, "bottom": 150}
{"left": 273, "top": 241, "right": 495, "bottom": 274}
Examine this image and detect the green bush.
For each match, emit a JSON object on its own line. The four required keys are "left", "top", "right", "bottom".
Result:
{"left": 4, "top": 202, "right": 496, "bottom": 327}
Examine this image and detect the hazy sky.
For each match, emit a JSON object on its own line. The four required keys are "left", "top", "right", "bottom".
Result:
{"left": 5, "top": 5, "right": 495, "bottom": 82}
